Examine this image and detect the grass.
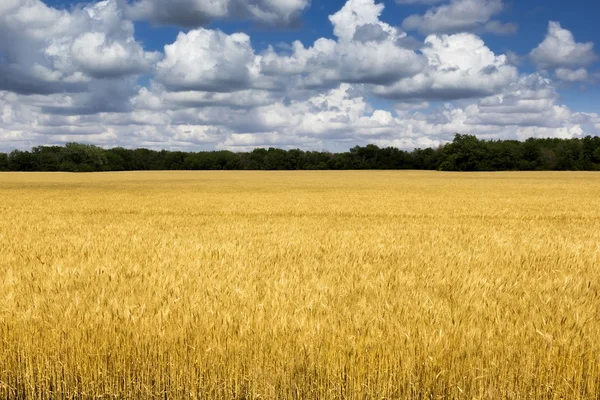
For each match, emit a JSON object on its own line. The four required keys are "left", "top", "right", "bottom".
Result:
{"left": 1, "top": 171, "right": 599, "bottom": 399}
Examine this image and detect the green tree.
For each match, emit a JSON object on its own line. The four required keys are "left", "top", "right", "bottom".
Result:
{"left": 593, "top": 147, "right": 600, "bottom": 165}
{"left": 214, "top": 151, "right": 242, "bottom": 170}
{"left": 5, "top": 136, "right": 600, "bottom": 172}
{"left": 439, "top": 134, "right": 488, "bottom": 171}
{"left": 555, "top": 140, "right": 581, "bottom": 170}
{"left": 248, "top": 148, "right": 268, "bottom": 170}
{"left": 63, "top": 143, "right": 108, "bottom": 171}
{"left": 8, "top": 150, "right": 34, "bottom": 171}
{"left": 161, "top": 150, "right": 186, "bottom": 170}
{"left": 32, "top": 146, "right": 62, "bottom": 171}
{"left": 0, "top": 153, "right": 8, "bottom": 171}
{"left": 264, "top": 148, "right": 290, "bottom": 170}
{"left": 539, "top": 148, "right": 558, "bottom": 170}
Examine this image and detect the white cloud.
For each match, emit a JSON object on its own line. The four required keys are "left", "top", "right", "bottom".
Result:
{"left": 127, "top": 0, "right": 310, "bottom": 27}
{"left": 483, "top": 20, "right": 517, "bottom": 35}
{"left": 0, "top": 0, "right": 596, "bottom": 153}
{"left": 216, "top": 84, "right": 415, "bottom": 151}
{"left": 69, "top": 32, "right": 158, "bottom": 79}
{"left": 267, "top": 0, "right": 426, "bottom": 88}
{"left": 0, "top": 0, "right": 155, "bottom": 96}
{"left": 371, "top": 33, "right": 518, "bottom": 100}
{"left": 402, "top": 0, "right": 510, "bottom": 35}
{"left": 466, "top": 75, "right": 573, "bottom": 129}
{"left": 241, "top": 74, "right": 591, "bottom": 149}
{"left": 505, "top": 51, "right": 522, "bottom": 66}
{"left": 134, "top": 85, "right": 278, "bottom": 110}
{"left": 1, "top": 74, "right": 596, "bottom": 153}
{"left": 0, "top": 0, "right": 19, "bottom": 15}
{"left": 155, "top": 29, "right": 259, "bottom": 92}
{"left": 434, "top": 74, "right": 588, "bottom": 141}
{"left": 260, "top": 0, "right": 517, "bottom": 101}
{"left": 329, "top": 0, "right": 390, "bottom": 42}
{"left": 260, "top": 37, "right": 425, "bottom": 88}
{"left": 555, "top": 68, "right": 589, "bottom": 82}
{"left": 530, "top": 22, "right": 597, "bottom": 70}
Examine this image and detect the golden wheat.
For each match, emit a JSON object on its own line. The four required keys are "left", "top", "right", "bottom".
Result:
{"left": 1, "top": 171, "right": 599, "bottom": 399}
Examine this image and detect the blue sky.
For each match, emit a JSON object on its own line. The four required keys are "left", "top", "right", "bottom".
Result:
{"left": 46, "top": 0, "right": 600, "bottom": 64}
{"left": 1, "top": 0, "right": 599, "bottom": 151}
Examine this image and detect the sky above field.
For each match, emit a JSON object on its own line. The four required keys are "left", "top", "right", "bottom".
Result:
{"left": 1, "top": 0, "right": 600, "bottom": 152}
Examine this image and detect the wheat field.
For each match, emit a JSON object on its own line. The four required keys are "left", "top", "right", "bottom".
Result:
{"left": 1, "top": 171, "right": 599, "bottom": 399}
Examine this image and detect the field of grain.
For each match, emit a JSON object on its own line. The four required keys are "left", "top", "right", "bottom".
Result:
{"left": 1, "top": 171, "right": 599, "bottom": 399}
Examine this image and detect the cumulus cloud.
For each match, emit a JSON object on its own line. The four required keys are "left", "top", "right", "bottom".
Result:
{"left": 375, "top": 74, "right": 591, "bottom": 149}
{"left": 134, "top": 85, "right": 278, "bottom": 110}
{"left": 258, "top": 0, "right": 427, "bottom": 89}
{"left": 352, "top": 24, "right": 391, "bottom": 43}
{"left": 217, "top": 75, "right": 594, "bottom": 150}
{"left": 0, "top": 0, "right": 597, "bottom": 153}
{"left": 401, "top": 0, "right": 512, "bottom": 35}
{"left": 155, "top": 29, "right": 259, "bottom": 92}
{"left": 260, "top": 38, "right": 425, "bottom": 88}
{"left": 483, "top": 20, "right": 518, "bottom": 35}
{"left": 329, "top": 0, "right": 391, "bottom": 42}
{"left": 69, "top": 31, "right": 157, "bottom": 79}
{"left": 259, "top": 0, "right": 517, "bottom": 100}
{"left": 216, "top": 84, "right": 433, "bottom": 151}
{"left": 466, "top": 75, "right": 573, "bottom": 128}
{"left": 127, "top": 0, "right": 310, "bottom": 27}
{"left": 0, "top": 0, "right": 156, "bottom": 95}
{"left": 371, "top": 33, "right": 518, "bottom": 100}
{"left": 5, "top": 71, "right": 593, "bottom": 153}
{"left": 555, "top": 68, "right": 589, "bottom": 82}
{"left": 530, "top": 22, "right": 597, "bottom": 70}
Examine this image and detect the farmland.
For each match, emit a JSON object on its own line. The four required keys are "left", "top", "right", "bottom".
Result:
{"left": 1, "top": 171, "right": 599, "bottom": 399}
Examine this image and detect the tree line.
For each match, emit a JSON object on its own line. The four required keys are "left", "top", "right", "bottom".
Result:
{"left": 2, "top": 134, "right": 600, "bottom": 172}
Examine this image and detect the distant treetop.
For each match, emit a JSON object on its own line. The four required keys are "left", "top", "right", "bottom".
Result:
{"left": 2, "top": 134, "right": 600, "bottom": 172}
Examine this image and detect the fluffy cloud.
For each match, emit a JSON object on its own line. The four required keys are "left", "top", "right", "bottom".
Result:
{"left": 376, "top": 74, "right": 591, "bottom": 148}
{"left": 466, "top": 75, "right": 573, "bottom": 129}
{"left": 329, "top": 0, "right": 391, "bottom": 42}
{"left": 218, "top": 74, "right": 594, "bottom": 151}
{"left": 126, "top": 0, "right": 310, "bottom": 27}
{"left": 260, "top": 0, "right": 514, "bottom": 100}
{"left": 216, "top": 84, "right": 446, "bottom": 151}
{"left": 260, "top": 38, "right": 425, "bottom": 88}
{"left": 134, "top": 85, "right": 278, "bottom": 110}
{"left": 0, "top": 0, "right": 156, "bottom": 95}
{"left": 5, "top": 71, "right": 593, "bottom": 153}
{"left": 371, "top": 33, "right": 517, "bottom": 100}
{"left": 0, "top": 0, "right": 159, "bottom": 124}
{"left": 153, "top": 0, "right": 425, "bottom": 93}
{"left": 555, "top": 68, "right": 589, "bottom": 82}
{"left": 530, "top": 22, "right": 597, "bottom": 70}
{"left": 401, "top": 0, "right": 513, "bottom": 35}
{"left": 155, "top": 29, "right": 259, "bottom": 92}
{"left": 0, "top": 0, "right": 597, "bottom": 153}
{"left": 68, "top": 31, "right": 156, "bottom": 79}
{"left": 483, "top": 20, "right": 518, "bottom": 35}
